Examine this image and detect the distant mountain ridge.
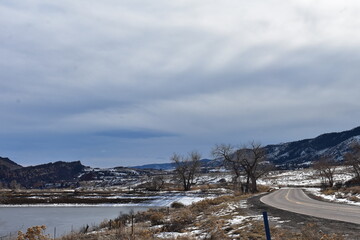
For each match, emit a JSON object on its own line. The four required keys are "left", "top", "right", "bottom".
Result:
{"left": 0, "top": 157, "right": 22, "bottom": 171}
{"left": 131, "top": 159, "right": 213, "bottom": 170}
{"left": 133, "top": 126, "right": 360, "bottom": 169}
{"left": 0, "top": 160, "right": 85, "bottom": 188}
{"left": 1, "top": 126, "right": 360, "bottom": 188}
{"left": 265, "top": 126, "right": 360, "bottom": 168}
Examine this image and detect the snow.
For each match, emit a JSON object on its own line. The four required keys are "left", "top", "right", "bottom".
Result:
{"left": 229, "top": 215, "right": 248, "bottom": 224}
{"left": 154, "top": 232, "right": 192, "bottom": 239}
{"left": 258, "top": 167, "right": 355, "bottom": 187}
{"left": 0, "top": 192, "right": 214, "bottom": 208}
{"left": 238, "top": 200, "right": 248, "bottom": 208}
{"left": 145, "top": 193, "right": 214, "bottom": 207}
{"left": 304, "top": 188, "right": 360, "bottom": 206}
{"left": 195, "top": 172, "right": 233, "bottom": 184}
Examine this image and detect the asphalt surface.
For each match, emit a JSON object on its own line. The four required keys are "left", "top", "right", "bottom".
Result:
{"left": 260, "top": 188, "right": 360, "bottom": 225}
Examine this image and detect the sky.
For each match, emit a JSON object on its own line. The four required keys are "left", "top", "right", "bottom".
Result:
{"left": 1, "top": 0, "right": 360, "bottom": 167}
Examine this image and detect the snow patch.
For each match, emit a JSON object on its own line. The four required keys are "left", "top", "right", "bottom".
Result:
{"left": 154, "top": 232, "right": 192, "bottom": 239}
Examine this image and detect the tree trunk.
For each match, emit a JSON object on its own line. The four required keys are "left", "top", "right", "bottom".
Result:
{"left": 232, "top": 174, "right": 244, "bottom": 193}
{"left": 250, "top": 176, "right": 257, "bottom": 193}
{"left": 328, "top": 175, "right": 334, "bottom": 188}
{"left": 244, "top": 176, "right": 250, "bottom": 193}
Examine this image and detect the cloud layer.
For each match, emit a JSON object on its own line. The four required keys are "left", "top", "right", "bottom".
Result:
{"left": 1, "top": 0, "right": 360, "bottom": 166}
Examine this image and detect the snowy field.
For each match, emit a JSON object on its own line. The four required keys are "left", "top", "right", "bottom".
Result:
{"left": 258, "top": 166, "right": 354, "bottom": 187}
{"left": 193, "top": 166, "right": 360, "bottom": 207}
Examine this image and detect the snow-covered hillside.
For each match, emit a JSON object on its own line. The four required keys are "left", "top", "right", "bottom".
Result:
{"left": 265, "top": 126, "right": 360, "bottom": 167}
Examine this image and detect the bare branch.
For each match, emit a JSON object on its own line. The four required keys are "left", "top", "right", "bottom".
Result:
{"left": 313, "top": 156, "right": 337, "bottom": 188}
{"left": 171, "top": 151, "right": 201, "bottom": 191}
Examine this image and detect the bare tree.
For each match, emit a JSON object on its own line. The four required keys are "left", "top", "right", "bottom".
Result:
{"left": 344, "top": 143, "right": 360, "bottom": 181}
{"left": 171, "top": 151, "right": 201, "bottom": 191}
{"left": 212, "top": 142, "right": 272, "bottom": 193}
{"left": 212, "top": 144, "right": 244, "bottom": 192}
{"left": 313, "top": 156, "right": 337, "bottom": 188}
{"left": 235, "top": 142, "right": 272, "bottom": 193}
{"left": 144, "top": 175, "right": 165, "bottom": 191}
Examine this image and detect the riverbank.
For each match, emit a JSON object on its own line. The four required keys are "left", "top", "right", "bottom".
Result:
{"left": 0, "top": 189, "right": 223, "bottom": 238}
{"left": 56, "top": 190, "right": 350, "bottom": 240}
{"left": 0, "top": 187, "right": 228, "bottom": 205}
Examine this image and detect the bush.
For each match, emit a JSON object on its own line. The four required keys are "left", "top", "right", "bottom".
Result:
{"left": 149, "top": 211, "right": 165, "bottom": 225}
{"left": 170, "top": 201, "right": 185, "bottom": 208}
{"left": 300, "top": 223, "right": 345, "bottom": 240}
{"left": 349, "top": 186, "right": 360, "bottom": 194}
{"left": 348, "top": 196, "right": 360, "bottom": 202}
{"left": 334, "top": 182, "right": 343, "bottom": 190}
{"left": 200, "top": 217, "right": 229, "bottom": 240}
{"left": 189, "top": 195, "right": 235, "bottom": 214}
{"left": 322, "top": 189, "right": 336, "bottom": 195}
{"left": 165, "top": 208, "right": 195, "bottom": 232}
{"left": 17, "top": 225, "right": 50, "bottom": 240}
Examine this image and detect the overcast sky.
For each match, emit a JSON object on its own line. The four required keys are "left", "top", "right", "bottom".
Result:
{"left": 1, "top": 0, "right": 360, "bottom": 167}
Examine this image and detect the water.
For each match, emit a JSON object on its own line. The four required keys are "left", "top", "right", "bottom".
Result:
{"left": 0, "top": 205, "right": 150, "bottom": 238}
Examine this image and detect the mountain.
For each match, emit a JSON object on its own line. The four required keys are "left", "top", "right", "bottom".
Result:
{"left": 265, "top": 126, "right": 360, "bottom": 168}
{"left": 0, "top": 160, "right": 85, "bottom": 188}
{"left": 133, "top": 126, "right": 360, "bottom": 170}
{"left": 131, "top": 159, "right": 215, "bottom": 170}
{"left": 1, "top": 126, "right": 360, "bottom": 188}
{"left": 132, "top": 162, "right": 175, "bottom": 170}
{"left": 0, "top": 157, "right": 23, "bottom": 171}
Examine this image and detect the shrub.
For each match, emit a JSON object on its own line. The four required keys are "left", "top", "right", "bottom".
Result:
{"left": 170, "top": 201, "right": 185, "bottom": 208}
{"left": 201, "top": 217, "right": 229, "bottom": 240}
{"left": 17, "top": 225, "right": 50, "bottom": 240}
{"left": 135, "top": 208, "right": 167, "bottom": 224}
{"left": 334, "top": 182, "right": 343, "bottom": 190}
{"left": 322, "top": 189, "right": 336, "bottom": 195}
{"left": 166, "top": 208, "right": 195, "bottom": 232}
{"left": 300, "top": 223, "right": 345, "bottom": 240}
{"left": 189, "top": 195, "right": 236, "bottom": 214}
{"left": 349, "top": 186, "right": 360, "bottom": 194}
{"left": 348, "top": 196, "right": 360, "bottom": 202}
{"left": 149, "top": 211, "right": 165, "bottom": 225}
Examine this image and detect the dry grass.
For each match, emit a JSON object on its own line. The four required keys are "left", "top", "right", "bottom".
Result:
{"left": 342, "top": 186, "right": 360, "bottom": 195}
{"left": 322, "top": 186, "right": 360, "bottom": 203}
{"left": 348, "top": 196, "right": 360, "bottom": 202}
{"left": 271, "top": 223, "right": 345, "bottom": 240}
{"left": 322, "top": 189, "right": 337, "bottom": 195}
{"left": 52, "top": 189, "right": 347, "bottom": 240}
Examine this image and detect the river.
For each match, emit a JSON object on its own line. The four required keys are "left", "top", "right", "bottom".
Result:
{"left": 0, "top": 205, "right": 150, "bottom": 238}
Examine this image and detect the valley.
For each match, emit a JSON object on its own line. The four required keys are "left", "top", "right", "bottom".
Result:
{"left": 1, "top": 127, "right": 360, "bottom": 239}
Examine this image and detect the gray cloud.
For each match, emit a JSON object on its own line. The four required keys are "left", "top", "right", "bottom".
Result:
{"left": 1, "top": 0, "right": 360, "bottom": 166}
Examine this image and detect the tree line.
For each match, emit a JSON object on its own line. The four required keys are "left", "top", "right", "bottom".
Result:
{"left": 314, "top": 143, "right": 360, "bottom": 188}
{"left": 172, "top": 141, "right": 273, "bottom": 193}
{"left": 172, "top": 142, "right": 360, "bottom": 192}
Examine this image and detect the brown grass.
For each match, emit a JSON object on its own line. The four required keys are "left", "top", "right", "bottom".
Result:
{"left": 322, "top": 189, "right": 337, "bottom": 195}
{"left": 54, "top": 188, "right": 347, "bottom": 240}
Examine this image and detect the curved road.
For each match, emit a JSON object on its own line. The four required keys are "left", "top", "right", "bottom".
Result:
{"left": 260, "top": 188, "right": 360, "bottom": 225}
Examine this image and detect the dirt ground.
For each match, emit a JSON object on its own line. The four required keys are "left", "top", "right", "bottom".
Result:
{"left": 246, "top": 193, "right": 360, "bottom": 240}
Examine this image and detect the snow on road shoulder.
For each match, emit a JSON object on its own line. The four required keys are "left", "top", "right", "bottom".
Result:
{"left": 304, "top": 188, "right": 360, "bottom": 206}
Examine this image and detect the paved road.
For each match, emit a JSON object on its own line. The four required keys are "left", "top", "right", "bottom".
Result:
{"left": 260, "top": 188, "right": 360, "bottom": 225}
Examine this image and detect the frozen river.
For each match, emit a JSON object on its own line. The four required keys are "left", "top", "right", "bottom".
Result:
{"left": 0, "top": 205, "right": 150, "bottom": 238}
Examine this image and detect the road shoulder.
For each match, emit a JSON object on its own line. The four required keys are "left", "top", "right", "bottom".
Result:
{"left": 246, "top": 192, "right": 360, "bottom": 239}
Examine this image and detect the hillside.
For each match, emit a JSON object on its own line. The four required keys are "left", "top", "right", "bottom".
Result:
{"left": 0, "top": 161, "right": 85, "bottom": 188}
{"left": 132, "top": 126, "right": 360, "bottom": 170}
{"left": 266, "top": 126, "right": 360, "bottom": 168}
{"left": 1, "top": 126, "right": 360, "bottom": 188}
{"left": 131, "top": 159, "right": 214, "bottom": 170}
{"left": 0, "top": 157, "right": 22, "bottom": 171}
